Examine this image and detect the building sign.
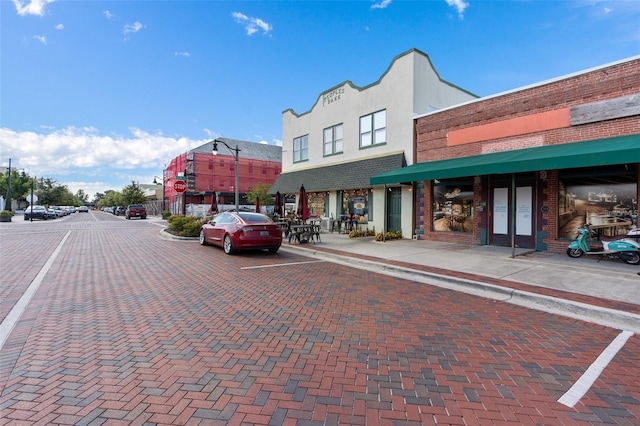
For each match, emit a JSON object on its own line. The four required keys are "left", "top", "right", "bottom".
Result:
{"left": 323, "top": 87, "right": 345, "bottom": 106}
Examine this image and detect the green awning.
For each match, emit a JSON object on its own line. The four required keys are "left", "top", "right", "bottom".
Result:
{"left": 370, "top": 134, "right": 640, "bottom": 185}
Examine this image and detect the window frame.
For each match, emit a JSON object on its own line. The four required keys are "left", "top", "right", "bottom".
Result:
{"left": 360, "top": 109, "right": 386, "bottom": 148}
{"left": 323, "top": 123, "right": 344, "bottom": 157}
{"left": 293, "top": 134, "right": 309, "bottom": 163}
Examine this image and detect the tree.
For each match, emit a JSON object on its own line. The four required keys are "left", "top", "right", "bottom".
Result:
{"left": 121, "top": 181, "right": 147, "bottom": 205}
{"left": 246, "top": 182, "right": 273, "bottom": 206}
{"left": 75, "top": 189, "right": 89, "bottom": 204}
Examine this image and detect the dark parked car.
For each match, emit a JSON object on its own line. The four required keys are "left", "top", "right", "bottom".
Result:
{"left": 199, "top": 211, "right": 282, "bottom": 254}
{"left": 24, "top": 205, "right": 48, "bottom": 220}
{"left": 115, "top": 206, "right": 126, "bottom": 216}
{"left": 78, "top": 206, "right": 89, "bottom": 213}
{"left": 125, "top": 204, "right": 147, "bottom": 219}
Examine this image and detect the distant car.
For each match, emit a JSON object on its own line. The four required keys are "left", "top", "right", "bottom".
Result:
{"left": 78, "top": 206, "right": 89, "bottom": 213}
{"left": 115, "top": 206, "right": 126, "bottom": 216}
{"left": 125, "top": 204, "right": 146, "bottom": 219}
{"left": 24, "top": 205, "right": 48, "bottom": 220}
{"left": 199, "top": 211, "right": 282, "bottom": 255}
{"left": 46, "top": 208, "right": 57, "bottom": 219}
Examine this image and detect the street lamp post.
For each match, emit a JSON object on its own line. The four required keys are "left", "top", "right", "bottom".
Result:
{"left": 211, "top": 139, "right": 241, "bottom": 212}
{"left": 152, "top": 175, "right": 164, "bottom": 213}
{"left": 5, "top": 158, "right": 11, "bottom": 212}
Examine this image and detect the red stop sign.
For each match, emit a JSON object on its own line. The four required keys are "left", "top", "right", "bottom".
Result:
{"left": 173, "top": 181, "right": 186, "bottom": 193}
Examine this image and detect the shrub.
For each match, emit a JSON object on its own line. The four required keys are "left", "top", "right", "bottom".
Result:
{"left": 167, "top": 215, "right": 204, "bottom": 237}
{"left": 0, "top": 210, "right": 14, "bottom": 217}
{"left": 161, "top": 210, "right": 172, "bottom": 219}
{"left": 348, "top": 229, "right": 375, "bottom": 238}
{"left": 375, "top": 230, "right": 403, "bottom": 241}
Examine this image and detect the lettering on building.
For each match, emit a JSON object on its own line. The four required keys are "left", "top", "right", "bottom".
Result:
{"left": 323, "top": 87, "right": 345, "bottom": 106}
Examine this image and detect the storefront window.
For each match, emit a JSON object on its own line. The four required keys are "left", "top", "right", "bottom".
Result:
{"left": 558, "top": 165, "right": 637, "bottom": 239}
{"left": 432, "top": 179, "right": 474, "bottom": 233}
{"left": 308, "top": 192, "right": 327, "bottom": 218}
{"left": 341, "top": 189, "right": 370, "bottom": 221}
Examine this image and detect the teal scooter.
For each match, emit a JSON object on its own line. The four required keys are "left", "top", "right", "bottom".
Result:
{"left": 567, "top": 223, "right": 640, "bottom": 265}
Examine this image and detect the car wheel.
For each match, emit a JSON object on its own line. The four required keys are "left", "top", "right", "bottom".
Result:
{"left": 223, "top": 235, "right": 235, "bottom": 255}
{"left": 268, "top": 247, "right": 280, "bottom": 253}
{"left": 199, "top": 229, "right": 208, "bottom": 245}
{"left": 142, "top": 216, "right": 146, "bottom": 219}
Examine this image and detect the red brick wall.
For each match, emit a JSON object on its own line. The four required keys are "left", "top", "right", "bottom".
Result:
{"left": 415, "top": 58, "right": 640, "bottom": 252}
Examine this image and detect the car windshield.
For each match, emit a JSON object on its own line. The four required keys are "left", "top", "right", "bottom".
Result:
{"left": 238, "top": 212, "right": 273, "bottom": 223}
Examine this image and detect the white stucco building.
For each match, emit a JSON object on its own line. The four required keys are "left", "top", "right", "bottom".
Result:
{"left": 270, "top": 48, "right": 477, "bottom": 237}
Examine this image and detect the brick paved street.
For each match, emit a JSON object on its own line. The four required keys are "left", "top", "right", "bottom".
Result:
{"left": 1, "top": 212, "right": 638, "bottom": 425}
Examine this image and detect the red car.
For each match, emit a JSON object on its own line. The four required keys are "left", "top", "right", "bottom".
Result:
{"left": 199, "top": 211, "right": 282, "bottom": 255}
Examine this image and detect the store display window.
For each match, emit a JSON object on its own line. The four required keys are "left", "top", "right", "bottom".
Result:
{"left": 432, "top": 179, "right": 474, "bottom": 233}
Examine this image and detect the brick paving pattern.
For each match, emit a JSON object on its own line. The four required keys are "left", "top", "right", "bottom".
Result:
{"left": 1, "top": 214, "right": 638, "bottom": 425}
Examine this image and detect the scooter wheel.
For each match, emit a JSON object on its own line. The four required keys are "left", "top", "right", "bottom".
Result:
{"left": 622, "top": 252, "right": 640, "bottom": 265}
{"left": 567, "top": 248, "right": 584, "bottom": 258}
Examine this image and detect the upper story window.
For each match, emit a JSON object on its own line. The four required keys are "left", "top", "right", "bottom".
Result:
{"left": 360, "top": 109, "right": 386, "bottom": 148}
{"left": 293, "top": 135, "right": 309, "bottom": 163}
{"left": 323, "top": 123, "right": 343, "bottom": 156}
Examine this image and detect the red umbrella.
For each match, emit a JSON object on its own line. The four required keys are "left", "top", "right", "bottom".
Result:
{"left": 209, "top": 192, "right": 219, "bottom": 215}
{"left": 255, "top": 196, "right": 260, "bottom": 213}
{"left": 297, "top": 185, "right": 309, "bottom": 221}
{"left": 275, "top": 191, "right": 283, "bottom": 217}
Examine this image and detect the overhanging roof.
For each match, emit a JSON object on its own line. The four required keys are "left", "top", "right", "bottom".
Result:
{"left": 270, "top": 153, "right": 406, "bottom": 194}
{"left": 370, "top": 134, "right": 640, "bottom": 185}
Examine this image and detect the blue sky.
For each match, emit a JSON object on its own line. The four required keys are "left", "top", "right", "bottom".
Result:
{"left": 2, "top": 0, "right": 639, "bottom": 200}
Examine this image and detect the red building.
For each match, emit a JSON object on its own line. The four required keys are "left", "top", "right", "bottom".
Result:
{"left": 163, "top": 138, "right": 282, "bottom": 215}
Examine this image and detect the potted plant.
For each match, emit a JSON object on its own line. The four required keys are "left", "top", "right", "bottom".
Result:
{"left": 0, "top": 210, "right": 14, "bottom": 222}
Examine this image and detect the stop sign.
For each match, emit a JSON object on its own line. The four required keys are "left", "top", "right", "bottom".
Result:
{"left": 173, "top": 181, "right": 186, "bottom": 193}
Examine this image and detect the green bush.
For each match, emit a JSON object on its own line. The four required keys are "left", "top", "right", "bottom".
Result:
{"left": 167, "top": 215, "right": 204, "bottom": 237}
{"left": 348, "top": 229, "right": 375, "bottom": 238}
{"left": 0, "top": 210, "right": 14, "bottom": 217}
{"left": 161, "top": 210, "right": 172, "bottom": 219}
{"left": 375, "top": 230, "right": 403, "bottom": 241}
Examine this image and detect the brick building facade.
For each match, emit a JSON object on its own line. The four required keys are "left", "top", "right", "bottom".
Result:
{"left": 164, "top": 139, "right": 282, "bottom": 215}
{"left": 372, "top": 56, "right": 640, "bottom": 253}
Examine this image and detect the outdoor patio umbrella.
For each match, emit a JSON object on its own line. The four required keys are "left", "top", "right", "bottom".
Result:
{"left": 275, "top": 191, "right": 283, "bottom": 217}
{"left": 255, "top": 196, "right": 260, "bottom": 213}
{"left": 297, "top": 185, "right": 309, "bottom": 221}
{"left": 209, "top": 192, "right": 219, "bottom": 215}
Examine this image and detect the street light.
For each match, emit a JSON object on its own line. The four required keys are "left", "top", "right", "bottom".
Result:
{"left": 5, "top": 158, "right": 12, "bottom": 212}
{"left": 153, "top": 175, "right": 164, "bottom": 212}
{"left": 211, "top": 139, "right": 241, "bottom": 212}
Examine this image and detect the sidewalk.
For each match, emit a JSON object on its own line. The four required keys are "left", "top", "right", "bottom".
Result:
{"left": 278, "top": 230, "right": 640, "bottom": 332}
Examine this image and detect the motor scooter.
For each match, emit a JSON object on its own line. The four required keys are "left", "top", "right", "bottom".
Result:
{"left": 567, "top": 223, "right": 640, "bottom": 265}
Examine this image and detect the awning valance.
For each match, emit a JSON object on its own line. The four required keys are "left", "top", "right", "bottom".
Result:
{"left": 370, "top": 134, "right": 640, "bottom": 185}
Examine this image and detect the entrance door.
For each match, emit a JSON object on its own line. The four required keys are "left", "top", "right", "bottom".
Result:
{"left": 387, "top": 188, "right": 402, "bottom": 232}
{"left": 490, "top": 178, "right": 535, "bottom": 248}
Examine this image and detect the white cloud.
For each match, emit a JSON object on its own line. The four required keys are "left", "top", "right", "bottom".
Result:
{"left": 371, "top": 0, "right": 391, "bottom": 10}
{"left": 445, "top": 0, "right": 469, "bottom": 19}
{"left": 103, "top": 10, "right": 116, "bottom": 20}
{"left": 54, "top": 23, "right": 63, "bottom": 30}
{"left": 33, "top": 35, "right": 46, "bottom": 44}
{"left": 232, "top": 11, "right": 273, "bottom": 36}
{"left": 12, "top": 0, "right": 55, "bottom": 16}
{"left": 123, "top": 21, "right": 145, "bottom": 36}
{"left": 175, "top": 51, "right": 191, "bottom": 58}
{"left": 0, "top": 126, "right": 203, "bottom": 194}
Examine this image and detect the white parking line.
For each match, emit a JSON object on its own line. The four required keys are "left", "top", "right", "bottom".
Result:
{"left": 241, "top": 260, "right": 325, "bottom": 270}
{"left": 558, "top": 329, "right": 634, "bottom": 408}
{"left": 0, "top": 231, "right": 71, "bottom": 350}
